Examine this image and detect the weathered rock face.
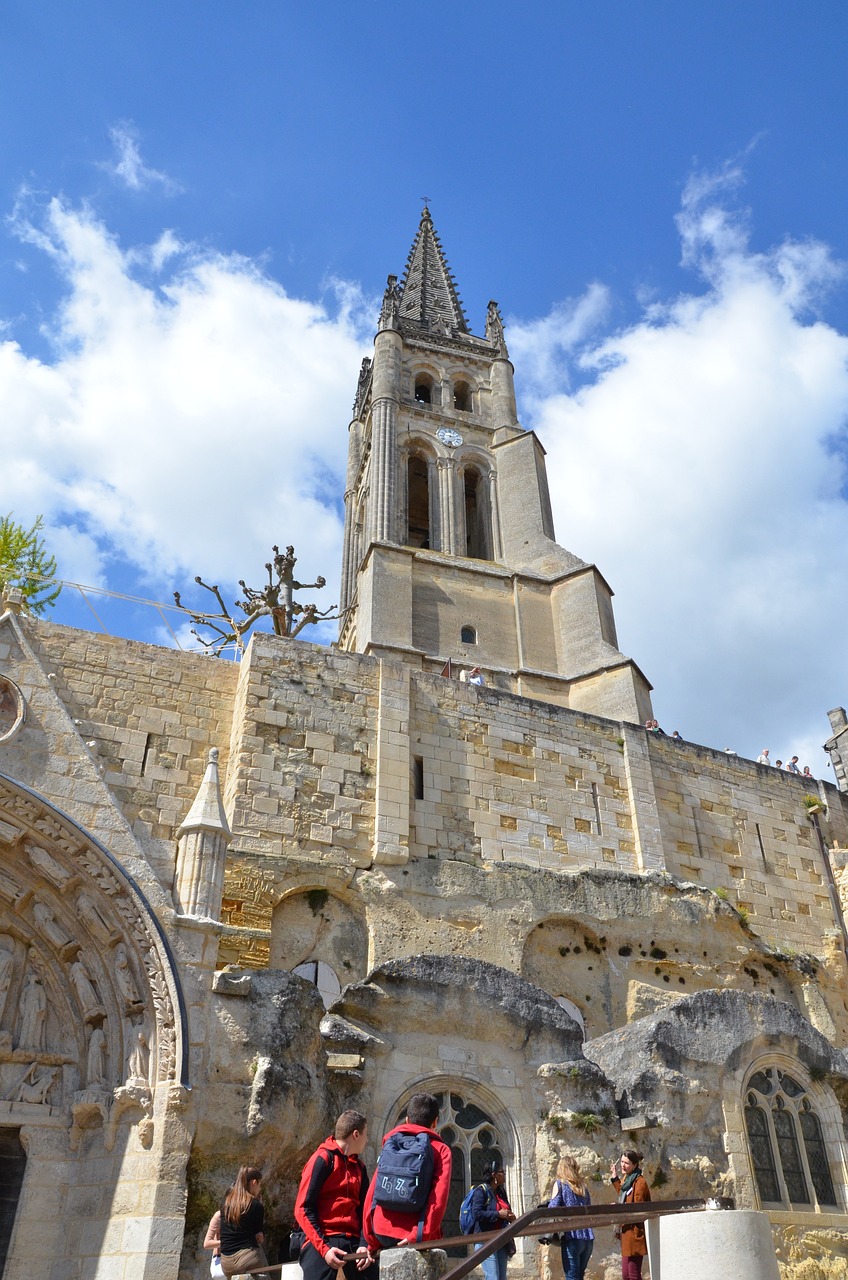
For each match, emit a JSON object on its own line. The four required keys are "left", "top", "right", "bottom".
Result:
{"left": 586, "top": 989, "right": 848, "bottom": 1110}
{"left": 183, "top": 969, "right": 333, "bottom": 1272}
{"left": 337, "top": 955, "right": 586, "bottom": 1062}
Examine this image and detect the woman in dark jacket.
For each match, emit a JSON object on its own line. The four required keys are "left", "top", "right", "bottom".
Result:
{"left": 471, "top": 1162, "right": 516, "bottom": 1280}
{"left": 220, "top": 1165, "right": 267, "bottom": 1277}
{"left": 609, "top": 1150, "right": 651, "bottom": 1280}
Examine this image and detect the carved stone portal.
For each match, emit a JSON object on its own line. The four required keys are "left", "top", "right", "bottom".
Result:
{"left": 0, "top": 773, "right": 183, "bottom": 1131}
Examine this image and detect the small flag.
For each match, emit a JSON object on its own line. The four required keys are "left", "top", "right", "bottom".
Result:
{"left": 440, "top": 658, "right": 452, "bottom": 678}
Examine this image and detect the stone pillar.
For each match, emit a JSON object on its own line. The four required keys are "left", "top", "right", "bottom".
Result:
{"left": 620, "top": 724, "right": 666, "bottom": 873}
{"left": 437, "top": 456, "right": 459, "bottom": 555}
{"left": 490, "top": 356, "right": 518, "bottom": 431}
{"left": 647, "top": 1209, "right": 779, "bottom": 1280}
{"left": 341, "top": 419, "right": 364, "bottom": 612}
{"left": 369, "top": 329, "right": 403, "bottom": 545}
{"left": 174, "top": 748, "right": 232, "bottom": 919}
{"left": 373, "top": 662, "right": 411, "bottom": 865}
{"left": 488, "top": 469, "right": 502, "bottom": 561}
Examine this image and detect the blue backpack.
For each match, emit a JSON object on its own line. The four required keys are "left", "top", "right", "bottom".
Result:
{"left": 459, "top": 1183, "right": 494, "bottom": 1234}
{"left": 373, "top": 1130, "right": 435, "bottom": 1214}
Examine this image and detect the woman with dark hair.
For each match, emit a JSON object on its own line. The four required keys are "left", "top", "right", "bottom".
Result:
{"left": 609, "top": 1151, "right": 651, "bottom": 1280}
{"left": 470, "top": 1162, "right": 516, "bottom": 1280}
{"left": 548, "top": 1155, "right": 593, "bottom": 1280}
{"left": 220, "top": 1166, "right": 267, "bottom": 1277}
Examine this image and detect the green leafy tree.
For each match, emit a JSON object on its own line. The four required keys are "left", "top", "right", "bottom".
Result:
{"left": 0, "top": 514, "right": 61, "bottom": 615}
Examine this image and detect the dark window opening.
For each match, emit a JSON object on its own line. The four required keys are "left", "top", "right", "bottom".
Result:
{"left": 464, "top": 468, "right": 490, "bottom": 560}
{"left": 412, "top": 756, "right": 424, "bottom": 800}
{"left": 460, "top": 625, "right": 476, "bottom": 645}
{"left": 414, "top": 378, "right": 432, "bottom": 405}
{"left": 454, "top": 381, "right": 471, "bottom": 412}
{"left": 0, "top": 1129, "right": 26, "bottom": 1274}
{"left": 407, "top": 456, "right": 430, "bottom": 549}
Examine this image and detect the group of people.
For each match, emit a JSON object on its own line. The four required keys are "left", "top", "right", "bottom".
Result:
{"left": 205, "top": 1095, "right": 652, "bottom": 1280}
{"left": 757, "top": 749, "right": 814, "bottom": 779}
{"left": 644, "top": 721, "right": 683, "bottom": 742}
{"left": 647, "top": 722, "right": 817, "bottom": 778}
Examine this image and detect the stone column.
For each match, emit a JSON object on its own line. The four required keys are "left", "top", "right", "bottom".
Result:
{"left": 437, "top": 456, "right": 459, "bottom": 555}
{"left": 368, "top": 329, "right": 402, "bottom": 545}
{"left": 340, "top": 419, "right": 364, "bottom": 613}
{"left": 174, "top": 748, "right": 232, "bottom": 919}
{"left": 373, "top": 662, "right": 411, "bottom": 865}
{"left": 488, "top": 469, "right": 502, "bottom": 561}
{"left": 647, "top": 1209, "right": 779, "bottom": 1280}
{"left": 620, "top": 725, "right": 666, "bottom": 873}
{"left": 490, "top": 357, "right": 518, "bottom": 431}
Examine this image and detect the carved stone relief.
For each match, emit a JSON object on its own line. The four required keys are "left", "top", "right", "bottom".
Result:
{"left": 0, "top": 773, "right": 181, "bottom": 1140}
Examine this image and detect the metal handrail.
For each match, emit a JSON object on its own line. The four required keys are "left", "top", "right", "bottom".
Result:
{"left": 435, "top": 1197, "right": 735, "bottom": 1280}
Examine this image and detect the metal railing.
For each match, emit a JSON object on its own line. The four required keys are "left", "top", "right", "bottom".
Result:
{"left": 427, "top": 1198, "right": 735, "bottom": 1280}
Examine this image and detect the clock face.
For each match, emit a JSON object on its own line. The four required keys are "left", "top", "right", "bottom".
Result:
{"left": 437, "top": 427, "right": 463, "bottom": 448}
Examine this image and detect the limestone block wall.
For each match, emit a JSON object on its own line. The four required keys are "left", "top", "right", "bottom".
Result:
{"left": 209, "top": 636, "right": 848, "bottom": 982}
{"left": 20, "top": 619, "right": 237, "bottom": 882}
{"left": 648, "top": 735, "right": 848, "bottom": 954}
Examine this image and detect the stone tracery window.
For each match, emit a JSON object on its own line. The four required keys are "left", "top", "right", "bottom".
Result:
{"left": 744, "top": 1066, "right": 838, "bottom": 1209}
{"left": 395, "top": 1090, "right": 506, "bottom": 1250}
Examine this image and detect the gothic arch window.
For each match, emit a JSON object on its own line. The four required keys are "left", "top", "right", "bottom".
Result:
{"left": 453, "top": 380, "right": 473, "bottom": 412}
{"left": 394, "top": 1089, "right": 507, "bottom": 1251}
{"left": 744, "top": 1065, "right": 838, "bottom": 1209}
{"left": 460, "top": 625, "right": 477, "bottom": 645}
{"left": 291, "top": 960, "right": 341, "bottom": 1009}
{"left": 407, "top": 454, "right": 431, "bottom": 549}
{"left": 414, "top": 375, "right": 434, "bottom": 405}
{"left": 463, "top": 466, "right": 491, "bottom": 561}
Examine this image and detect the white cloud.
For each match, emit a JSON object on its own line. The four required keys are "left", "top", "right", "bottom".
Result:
{"left": 3, "top": 170, "right": 848, "bottom": 770}
{"left": 103, "top": 124, "right": 182, "bottom": 194}
{"left": 2, "top": 195, "right": 372, "bottom": 627}
{"left": 522, "top": 165, "right": 848, "bottom": 766}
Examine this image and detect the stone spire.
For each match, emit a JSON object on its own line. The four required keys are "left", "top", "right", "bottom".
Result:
{"left": 397, "top": 207, "right": 469, "bottom": 336}
{"left": 173, "top": 747, "right": 231, "bottom": 919}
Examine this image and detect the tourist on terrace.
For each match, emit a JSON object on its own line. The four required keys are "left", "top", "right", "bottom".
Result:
{"left": 757, "top": 748, "right": 771, "bottom": 765}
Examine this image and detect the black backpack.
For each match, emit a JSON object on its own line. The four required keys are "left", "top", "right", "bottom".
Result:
{"left": 373, "top": 1130, "right": 435, "bottom": 1215}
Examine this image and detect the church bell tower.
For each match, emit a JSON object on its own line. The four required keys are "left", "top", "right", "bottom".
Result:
{"left": 338, "top": 208, "right": 652, "bottom": 724}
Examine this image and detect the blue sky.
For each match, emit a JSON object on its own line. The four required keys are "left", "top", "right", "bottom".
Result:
{"left": 2, "top": 1, "right": 848, "bottom": 772}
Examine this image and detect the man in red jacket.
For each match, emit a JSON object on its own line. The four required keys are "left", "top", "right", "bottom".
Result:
{"left": 295, "top": 1110, "right": 376, "bottom": 1280}
{"left": 363, "top": 1093, "right": 452, "bottom": 1250}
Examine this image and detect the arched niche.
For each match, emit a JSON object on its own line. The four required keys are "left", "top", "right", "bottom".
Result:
{"left": 268, "top": 888, "right": 368, "bottom": 990}
{"left": 0, "top": 773, "right": 186, "bottom": 1122}
{"left": 0, "top": 770, "right": 190, "bottom": 1278}
{"left": 521, "top": 918, "right": 608, "bottom": 1039}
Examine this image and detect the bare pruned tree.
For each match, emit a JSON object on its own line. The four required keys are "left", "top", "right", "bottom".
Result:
{"left": 174, "top": 545, "right": 339, "bottom": 656}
